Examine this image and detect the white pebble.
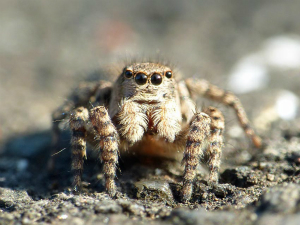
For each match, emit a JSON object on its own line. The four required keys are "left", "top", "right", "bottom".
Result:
{"left": 264, "top": 36, "right": 300, "bottom": 69}
{"left": 275, "top": 90, "right": 299, "bottom": 120}
{"left": 57, "top": 214, "right": 68, "bottom": 220}
{"left": 228, "top": 35, "right": 300, "bottom": 94}
{"left": 228, "top": 54, "right": 269, "bottom": 94}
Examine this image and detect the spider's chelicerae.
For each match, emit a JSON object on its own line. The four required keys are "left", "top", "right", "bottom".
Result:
{"left": 51, "top": 62, "right": 261, "bottom": 202}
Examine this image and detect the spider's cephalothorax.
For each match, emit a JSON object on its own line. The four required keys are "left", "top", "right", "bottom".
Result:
{"left": 109, "top": 63, "right": 182, "bottom": 145}
{"left": 51, "top": 62, "right": 261, "bottom": 202}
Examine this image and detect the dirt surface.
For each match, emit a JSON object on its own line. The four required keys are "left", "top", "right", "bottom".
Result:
{"left": 1, "top": 1, "right": 300, "bottom": 224}
{"left": 1, "top": 126, "right": 300, "bottom": 225}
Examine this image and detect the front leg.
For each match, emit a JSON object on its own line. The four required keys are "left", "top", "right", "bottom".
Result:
{"left": 181, "top": 112, "right": 211, "bottom": 202}
{"left": 90, "top": 106, "right": 119, "bottom": 197}
{"left": 50, "top": 81, "right": 112, "bottom": 172}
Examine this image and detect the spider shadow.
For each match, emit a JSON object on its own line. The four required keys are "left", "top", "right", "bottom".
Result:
{"left": 0, "top": 130, "right": 75, "bottom": 199}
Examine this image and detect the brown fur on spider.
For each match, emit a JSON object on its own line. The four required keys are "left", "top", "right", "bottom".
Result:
{"left": 51, "top": 61, "right": 261, "bottom": 202}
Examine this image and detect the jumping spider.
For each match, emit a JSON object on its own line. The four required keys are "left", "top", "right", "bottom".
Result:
{"left": 51, "top": 62, "right": 261, "bottom": 202}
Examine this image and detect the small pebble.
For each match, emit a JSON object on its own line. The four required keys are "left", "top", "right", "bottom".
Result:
{"left": 57, "top": 214, "right": 68, "bottom": 220}
{"left": 267, "top": 174, "right": 275, "bottom": 181}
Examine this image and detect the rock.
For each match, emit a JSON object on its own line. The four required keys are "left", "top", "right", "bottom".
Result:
{"left": 135, "top": 179, "right": 174, "bottom": 203}
{"left": 0, "top": 188, "right": 32, "bottom": 210}
{"left": 221, "top": 167, "right": 265, "bottom": 188}
{"left": 266, "top": 174, "right": 275, "bottom": 181}
{"left": 94, "top": 200, "right": 122, "bottom": 214}
{"left": 117, "top": 199, "right": 146, "bottom": 217}
{"left": 165, "top": 208, "right": 244, "bottom": 225}
{"left": 256, "top": 214, "right": 300, "bottom": 225}
{"left": 257, "top": 184, "right": 300, "bottom": 214}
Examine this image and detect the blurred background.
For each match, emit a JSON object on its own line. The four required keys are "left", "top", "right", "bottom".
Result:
{"left": 1, "top": 0, "right": 300, "bottom": 149}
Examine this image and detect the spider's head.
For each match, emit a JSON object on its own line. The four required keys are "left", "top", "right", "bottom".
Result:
{"left": 120, "top": 62, "right": 176, "bottom": 102}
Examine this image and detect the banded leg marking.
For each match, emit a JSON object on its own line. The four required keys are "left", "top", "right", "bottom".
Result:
{"left": 69, "top": 107, "right": 89, "bottom": 191}
{"left": 90, "top": 106, "right": 119, "bottom": 197}
{"left": 181, "top": 112, "right": 211, "bottom": 202}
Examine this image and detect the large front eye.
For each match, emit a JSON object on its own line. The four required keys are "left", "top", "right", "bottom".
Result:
{"left": 124, "top": 70, "right": 133, "bottom": 78}
{"left": 151, "top": 73, "right": 162, "bottom": 85}
{"left": 135, "top": 73, "right": 148, "bottom": 85}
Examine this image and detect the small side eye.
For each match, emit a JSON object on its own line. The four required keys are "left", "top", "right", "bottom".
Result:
{"left": 124, "top": 70, "right": 133, "bottom": 78}
{"left": 165, "top": 71, "right": 172, "bottom": 78}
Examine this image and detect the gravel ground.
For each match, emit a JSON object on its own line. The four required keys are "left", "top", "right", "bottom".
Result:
{"left": 1, "top": 1, "right": 300, "bottom": 224}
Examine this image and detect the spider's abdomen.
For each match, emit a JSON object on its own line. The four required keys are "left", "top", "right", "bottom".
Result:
{"left": 120, "top": 134, "right": 182, "bottom": 159}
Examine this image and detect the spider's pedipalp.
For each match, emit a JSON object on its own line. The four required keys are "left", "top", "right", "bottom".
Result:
{"left": 116, "top": 101, "right": 147, "bottom": 145}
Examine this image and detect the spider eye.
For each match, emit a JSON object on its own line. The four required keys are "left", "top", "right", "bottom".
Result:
{"left": 135, "top": 73, "right": 148, "bottom": 85}
{"left": 165, "top": 71, "right": 172, "bottom": 78}
{"left": 151, "top": 73, "right": 163, "bottom": 85}
{"left": 124, "top": 70, "right": 133, "bottom": 78}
